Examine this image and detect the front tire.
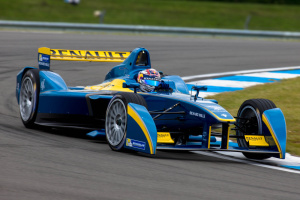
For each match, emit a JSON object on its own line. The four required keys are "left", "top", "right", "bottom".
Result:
{"left": 105, "top": 92, "right": 147, "bottom": 151}
{"left": 236, "top": 99, "right": 276, "bottom": 160}
{"left": 19, "top": 69, "right": 40, "bottom": 128}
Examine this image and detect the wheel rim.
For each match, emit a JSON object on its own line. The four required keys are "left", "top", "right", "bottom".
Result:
{"left": 19, "top": 77, "right": 35, "bottom": 121}
{"left": 237, "top": 105, "right": 261, "bottom": 147}
{"left": 106, "top": 99, "right": 127, "bottom": 146}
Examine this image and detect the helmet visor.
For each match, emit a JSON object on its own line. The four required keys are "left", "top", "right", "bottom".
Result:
{"left": 142, "top": 79, "right": 161, "bottom": 87}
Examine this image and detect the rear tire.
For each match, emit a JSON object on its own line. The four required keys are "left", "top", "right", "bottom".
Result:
{"left": 105, "top": 92, "right": 147, "bottom": 151}
{"left": 236, "top": 99, "right": 276, "bottom": 160}
{"left": 19, "top": 69, "right": 40, "bottom": 128}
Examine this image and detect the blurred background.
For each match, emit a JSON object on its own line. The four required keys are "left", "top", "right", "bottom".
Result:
{"left": 0, "top": 0, "right": 299, "bottom": 31}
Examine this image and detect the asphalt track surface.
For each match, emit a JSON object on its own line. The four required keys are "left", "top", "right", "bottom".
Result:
{"left": 1, "top": 30, "right": 300, "bottom": 200}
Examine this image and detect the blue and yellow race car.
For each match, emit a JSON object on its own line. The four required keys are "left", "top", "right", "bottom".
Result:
{"left": 16, "top": 47, "right": 287, "bottom": 159}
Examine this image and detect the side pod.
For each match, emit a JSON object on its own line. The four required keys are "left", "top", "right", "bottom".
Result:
{"left": 125, "top": 103, "right": 157, "bottom": 155}
{"left": 262, "top": 108, "right": 287, "bottom": 159}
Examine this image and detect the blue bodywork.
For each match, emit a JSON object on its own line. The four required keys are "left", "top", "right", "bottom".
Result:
{"left": 105, "top": 48, "right": 151, "bottom": 81}
{"left": 125, "top": 103, "right": 157, "bottom": 154}
{"left": 262, "top": 108, "right": 287, "bottom": 159}
{"left": 16, "top": 47, "right": 287, "bottom": 158}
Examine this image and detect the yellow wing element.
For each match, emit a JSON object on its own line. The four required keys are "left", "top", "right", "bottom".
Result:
{"left": 157, "top": 132, "right": 174, "bottom": 144}
{"left": 38, "top": 47, "right": 131, "bottom": 62}
{"left": 84, "top": 79, "right": 133, "bottom": 92}
{"left": 245, "top": 135, "right": 269, "bottom": 147}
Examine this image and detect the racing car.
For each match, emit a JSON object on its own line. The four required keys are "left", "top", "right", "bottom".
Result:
{"left": 16, "top": 47, "right": 287, "bottom": 159}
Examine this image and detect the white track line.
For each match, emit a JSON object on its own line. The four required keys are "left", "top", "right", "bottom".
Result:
{"left": 241, "top": 72, "right": 300, "bottom": 79}
{"left": 193, "top": 151, "right": 300, "bottom": 174}
{"left": 182, "top": 66, "right": 300, "bottom": 81}
{"left": 188, "top": 79, "right": 263, "bottom": 88}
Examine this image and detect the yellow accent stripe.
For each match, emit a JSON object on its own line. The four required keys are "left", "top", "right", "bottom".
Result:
{"left": 208, "top": 126, "right": 212, "bottom": 149}
{"left": 84, "top": 79, "right": 133, "bottom": 92}
{"left": 38, "top": 47, "right": 131, "bottom": 62}
{"left": 226, "top": 125, "right": 230, "bottom": 149}
{"left": 127, "top": 104, "right": 154, "bottom": 154}
{"left": 262, "top": 114, "right": 282, "bottom": 158}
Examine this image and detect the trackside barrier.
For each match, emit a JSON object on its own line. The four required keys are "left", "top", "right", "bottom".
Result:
{"left": 1, "top": 20, "right": 300, "bottom": 39}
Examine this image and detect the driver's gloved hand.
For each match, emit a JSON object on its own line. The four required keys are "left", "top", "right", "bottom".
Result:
{"left": 159, "top": 81, "right": 169, "bottom": 89}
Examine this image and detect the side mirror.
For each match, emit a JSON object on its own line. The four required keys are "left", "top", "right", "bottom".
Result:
{"left": 191, "top": 85, "right": 207, "bottom": 101}
{"left": 123, "top": 83, "right": 140, "bottom": 93}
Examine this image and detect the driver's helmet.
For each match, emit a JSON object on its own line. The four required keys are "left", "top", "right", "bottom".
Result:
{"left": 137, "top": 69, "right": 161, "bottom": 92}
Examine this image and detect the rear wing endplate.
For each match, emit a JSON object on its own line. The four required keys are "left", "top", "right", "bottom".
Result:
{"left": 38, "top": 47, "right": 131, "bottom": 70}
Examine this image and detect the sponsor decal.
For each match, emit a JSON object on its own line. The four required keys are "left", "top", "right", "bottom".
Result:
{"left": 39, "top": 54, "right": 50, "bottom": 62}
{"left": 50, "top": 49, "right": 129, "bottom": 60}
{"left": 245, "top": 135, "right": 264, "bottom": 142}
{"left": 158, "top": 133, "right": 170, "bottom": 138}
{"left": 126, "top": 138, "right": 146, "bottom": 150}
{"left": 38, "top": 53, "right": 50, "bottom": 69}
{"left": 38, "top": 61, "right": 50, "bottom": 67}
{"left": 245, "top": 135, "right": 269, "bottom": 146}
{"left": 189, "top": 111, "right": 205, "bottom": 118}
{"left": 221, "top": 114, "right": 227, "bottom": 118}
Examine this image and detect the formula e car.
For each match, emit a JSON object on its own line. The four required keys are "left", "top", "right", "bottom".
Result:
{"left": 16, "top": 47, "right": 287, "bottom": 159}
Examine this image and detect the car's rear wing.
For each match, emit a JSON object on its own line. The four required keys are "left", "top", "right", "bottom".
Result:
{"left": 38, "top": 47, "right": 131, "bottom": 70}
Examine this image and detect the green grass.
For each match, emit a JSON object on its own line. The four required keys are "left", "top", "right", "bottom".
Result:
{"left": 1, "top": 0, "right": 300, "bottom": 31}
{"left": 208, "top": 76, "right": 300, "bottom": 156}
